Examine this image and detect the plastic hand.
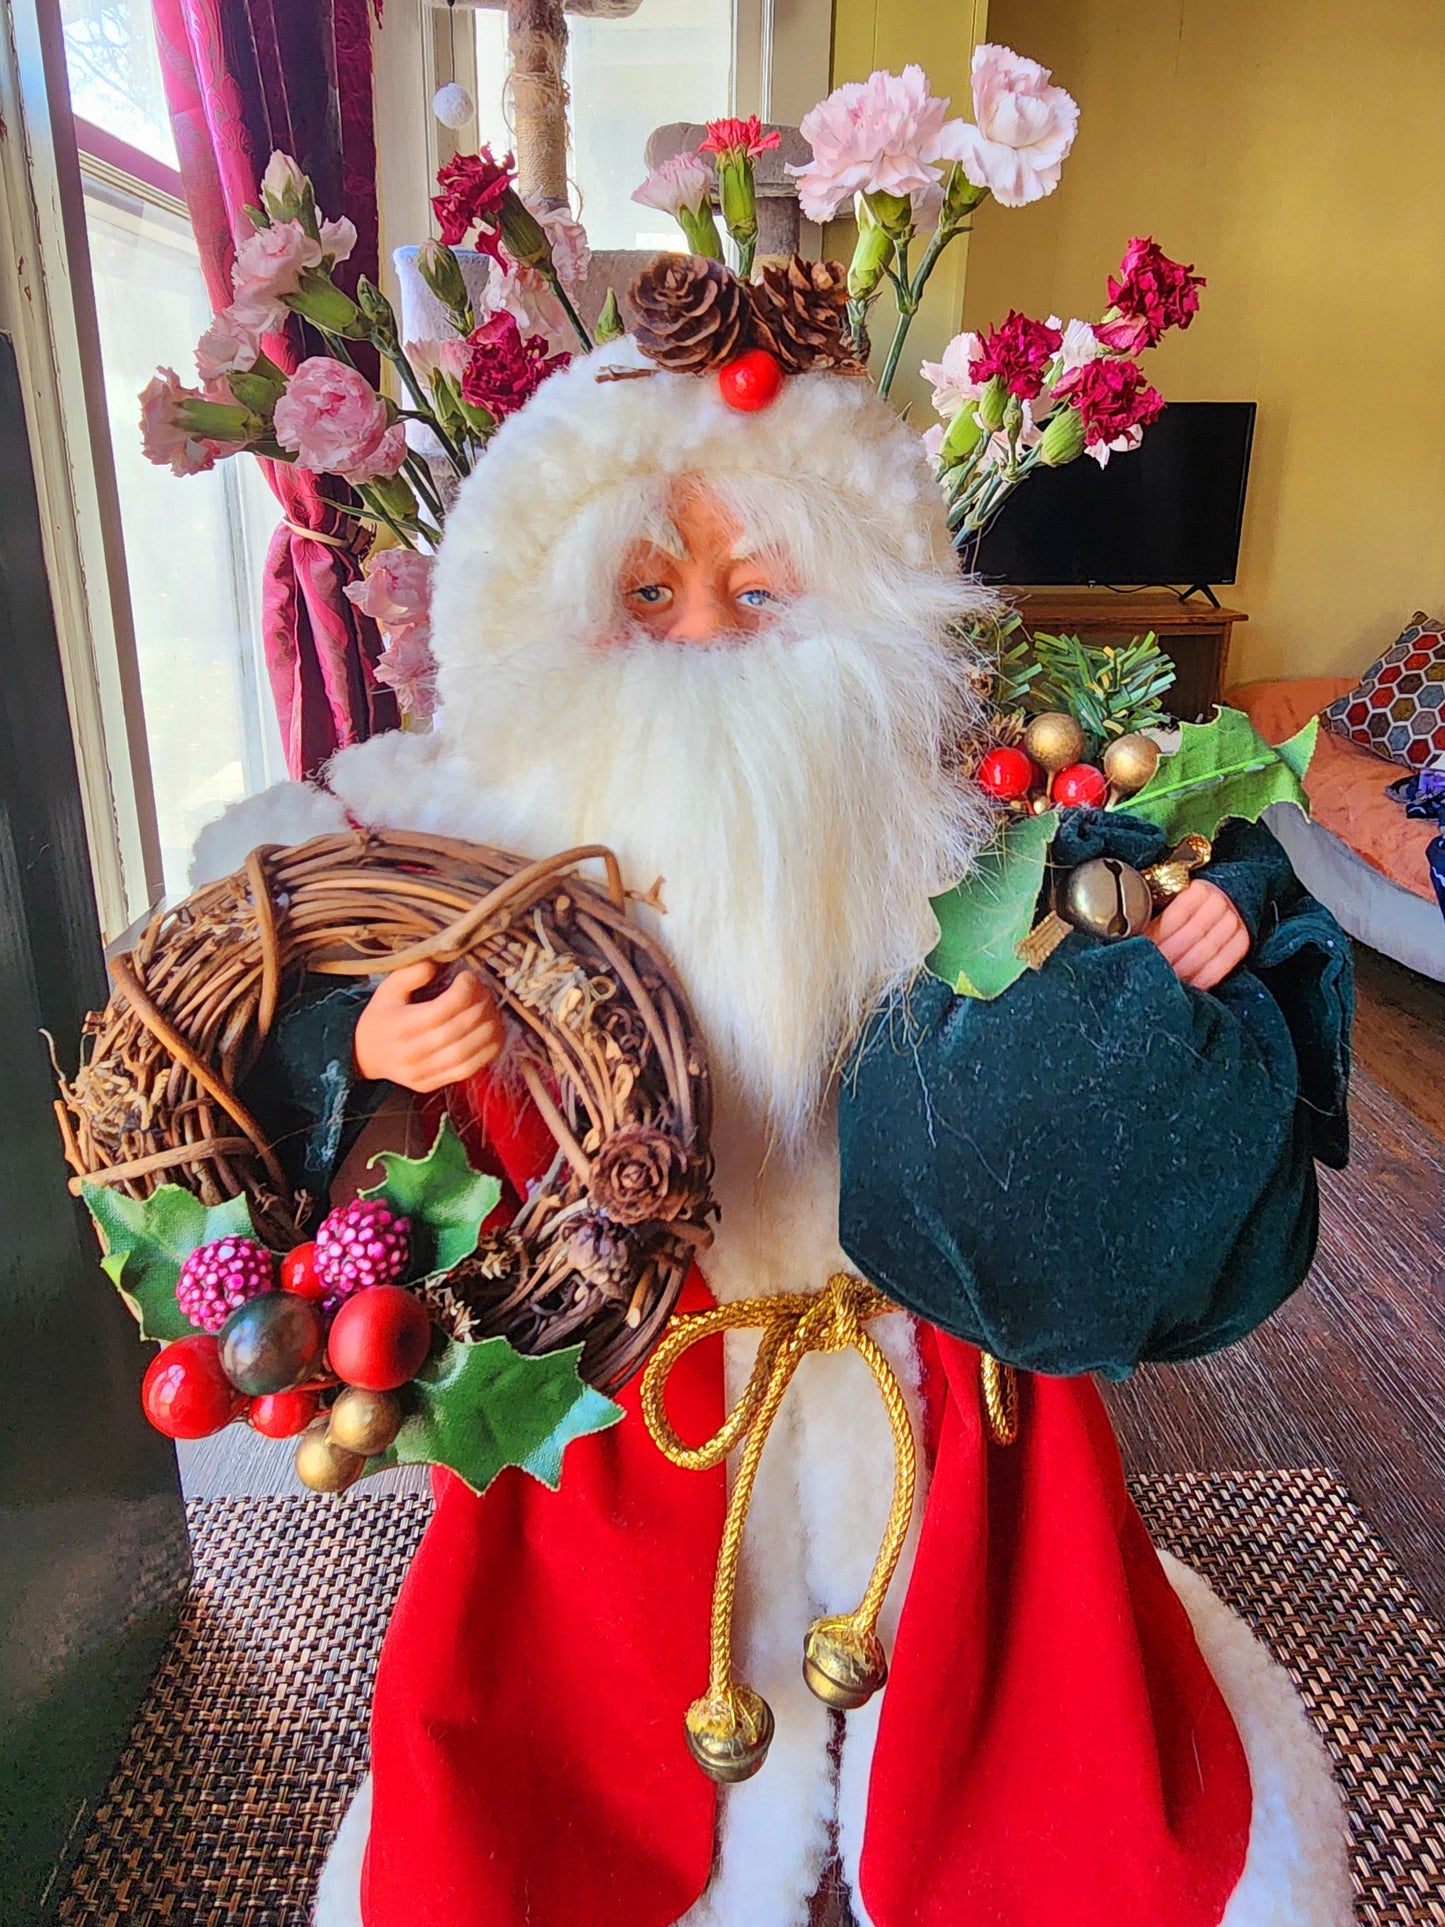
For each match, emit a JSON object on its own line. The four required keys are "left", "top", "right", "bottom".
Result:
{"left": 354, "top": 961, "right": 503, "bottom": 1093}
{"left": 1146, "top": 879, "right": 1251, "bottom": 991}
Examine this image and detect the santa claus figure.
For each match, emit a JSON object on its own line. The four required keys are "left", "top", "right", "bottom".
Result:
{"left": 195, "top": 333, "right": 1352, "bottom": 1927}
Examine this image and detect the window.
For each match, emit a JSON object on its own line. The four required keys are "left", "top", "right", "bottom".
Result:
{"left": 60, "top": 0, "right": 285, "bottom": 902}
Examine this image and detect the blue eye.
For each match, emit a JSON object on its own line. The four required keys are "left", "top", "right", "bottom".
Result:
{"left": 738, "top": 588, "right": 773, "bottom": 608}
{"left": 631, "top": 584, "right": 669, "bottom": 605}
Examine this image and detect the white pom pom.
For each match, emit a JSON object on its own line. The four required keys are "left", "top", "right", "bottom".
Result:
{"left": 432, "top": 81, "right": 475, "bottom": 130}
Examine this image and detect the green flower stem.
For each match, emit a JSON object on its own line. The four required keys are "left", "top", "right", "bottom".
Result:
{"left": 401, "top": 452, "right": 447, "bottom": 529}
{"left": 875, "top": 220, "right": 970, "bottom": 401}
{"left": 313, "top": 489, "right": 417, "bottom": 548}
{"left": 736, "top": 233, "right": 757, "bottom": 281}
{"left": 382, "top": 340, "right": 470, "bottom": 478}
{"left": 547, "top": 272, "right": 594, "bottom": 353}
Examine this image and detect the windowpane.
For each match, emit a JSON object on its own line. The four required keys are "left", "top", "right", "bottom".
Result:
{"left": 61, "top": 0, "right": 178, "bottom": 167}
{"left": 82, "top": 176, "right": 285, "bottom": 894}
{"left": 474, "top": 0, "right": 733, "bottom": 250}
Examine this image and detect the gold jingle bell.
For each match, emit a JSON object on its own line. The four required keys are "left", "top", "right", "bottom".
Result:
{"left": 1062, "top": 857, "right": 1155, "bottom": 941}
{"left": 1023, "top": 711, "right": 1086, "bottom": 774}
{"left": 1102, "top": 732, "right": 1161, "bottom": 796}
{"left": 802, "top": 1614, "right": 888, "bottom": 1711}
{"left": 684, "top": 1686, "right": 775, "bottom": 1783}
{"left": 295, "top": 1418, "right": 366, "bottom": 1493}
{"left": 327, "top": 1386, "right": 404, "bottom": 1457}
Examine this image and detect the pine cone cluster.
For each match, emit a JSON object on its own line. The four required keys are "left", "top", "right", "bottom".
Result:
{"left": 628, "top": 254, "right": 862, "bottom": 377}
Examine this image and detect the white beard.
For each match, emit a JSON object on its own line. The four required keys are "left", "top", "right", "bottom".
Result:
{"left": 383, "top": 599, "right": 992, "bottom": 1146}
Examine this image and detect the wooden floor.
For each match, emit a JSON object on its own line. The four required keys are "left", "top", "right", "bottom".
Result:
{"left": 182, "top": 942, "right": 1445, "bottom": 1622}
{"left": 1105, "top": 943, "right": 1445, "bottom": 1617}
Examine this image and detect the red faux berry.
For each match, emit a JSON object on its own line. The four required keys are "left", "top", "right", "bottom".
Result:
{"left": 175, "top": 1235, "right": 276, "bottom": 1332}
{"left": 249, "top": 1387, "right": 322, "bottom": 1438}
{"left": 327, "top": 1286, "right": 434, "bottom": 1392}
{"left": 314, "top": 1198, "right": 412, "bottom": 1310}
{"left": 280, "top": 1241, "right": 326, "bottom": 1301}
{"left": 977, "top": 745, "right": 1037, "bottom": 801}
{"left": 142, "top": 1334, "right": 246, "bottom": 1439}
{"left": 719, "top": 349, "right": 783, "bottom": 412}
{"left": 1052, "top": 762, "right": 1109, "bottom": 808}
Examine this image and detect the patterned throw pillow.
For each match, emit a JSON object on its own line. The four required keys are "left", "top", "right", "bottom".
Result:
{"left": 1321, "top": 612, "right": 1445, "bottom": 769}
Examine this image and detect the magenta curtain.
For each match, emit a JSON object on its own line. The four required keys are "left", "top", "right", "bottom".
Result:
{"left": 152, "top": 0, "right": 399, "bottom": 779}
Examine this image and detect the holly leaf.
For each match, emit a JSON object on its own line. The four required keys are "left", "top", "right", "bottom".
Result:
{"left": 927, "top": 809, "right": 1058, "bottom": 1001}
{"left": 377, "top": 1334, "right": 622, "bottom": 1494}
{"left": 82, "top": 1182, "right": 255, "bottom": 1341}
{"left": 1123, "top": 708, "right": 1317, "bottom": 846}
{"left": 360, "top": 1115, "right": 501, "bottom": 1275}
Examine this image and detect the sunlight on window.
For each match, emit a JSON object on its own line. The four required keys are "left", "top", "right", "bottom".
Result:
{"left": 474, "top": 0, "right": 733, "bottom": 249}
{"left": 61, "top": 0, "right": 178, "bottom": 165}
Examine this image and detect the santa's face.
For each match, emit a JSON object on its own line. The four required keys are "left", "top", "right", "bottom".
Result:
{"left": 614, "top": 483, "right": 797, "bottom": 647}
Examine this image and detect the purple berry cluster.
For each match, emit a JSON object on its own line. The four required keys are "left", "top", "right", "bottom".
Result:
{"left": 176, "top": 1236, "right": 276, "bottom": 1332}
{"left": 314, "top": 1197, "right": 412, "bottom": 1307}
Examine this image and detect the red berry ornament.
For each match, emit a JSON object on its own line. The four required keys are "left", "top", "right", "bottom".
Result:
{"left": 1052, "top": 762, "right": 1108, "bottom": 809}
{"left": 977, "top": 745, "right": 1037, "bottom": 801}
{"left": 327, "top": 1286, "right": 434, "bottom": 1392}
{"left": 175, "top": 1235, "right": 275, "bottom": 1332}
{"left": 143, "top": 1334, "right": 246, "bottom": 1439}
{"left": 280, "top": 1241, "right": 326, "bottom": 1301}
{"left": 719, "top": 349, "right": 783, "bottom": 412}
{"left": 249, "top": 1387, "right": 321, "bottom": 1438}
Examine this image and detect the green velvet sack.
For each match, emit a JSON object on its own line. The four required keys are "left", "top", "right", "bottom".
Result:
{"left": 837, "top": 818, "right": 1353, "bottom": 1379}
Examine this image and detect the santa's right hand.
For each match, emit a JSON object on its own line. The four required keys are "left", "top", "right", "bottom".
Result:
{"left": 354, "top": 961, "right": 504, "bottom": 1092}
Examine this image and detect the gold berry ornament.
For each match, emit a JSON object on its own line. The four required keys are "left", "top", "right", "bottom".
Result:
{"left": 1062, "top": 858, "right": 1155, "bottom": 941}
{"left": 327, "top": 1386, "right": 405, "bottom": 1457}
{"left": 1102, "top": 733, "right": 1161, "bottom": 795}
{"left": 1023, "top": 711, "right": 1086, "bottom": 774}
{"left": 295, "top": 1418, "right": 366, "bottom": 1493}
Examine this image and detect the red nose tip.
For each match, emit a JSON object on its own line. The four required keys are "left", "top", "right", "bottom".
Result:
{"left": 719, "top": 348, "right": 784, "bottom": 412}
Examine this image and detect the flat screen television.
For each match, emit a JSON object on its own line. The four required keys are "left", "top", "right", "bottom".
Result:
{"left": 971, "top": 399, "right": 1256, "bottom": 591}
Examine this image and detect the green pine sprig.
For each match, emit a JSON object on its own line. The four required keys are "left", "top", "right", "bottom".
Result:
{"left": 1029, "top": 630, "right": 1177, "bottom": 742}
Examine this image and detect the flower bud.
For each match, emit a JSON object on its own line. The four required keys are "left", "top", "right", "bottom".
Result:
{"left": 285, "top": 269, "right": 366, "bottom": 337}
{"left": 261, "top": 153, "right": 309, "bottom": 224}
{"left": 417, "top": 240, "right": 473, "bottom": 326}
{"left": 594, "top": 288, "right": 624, "bottom": 344}
{"left": 939, "top": 163, "right": 989, "bottom": 231}
{"left": 677, "top": 202, "right": 725, "bottom": 262}
{"left": 846, "top": 203, "right": 894, "bottom": 301}
{"left": 976, "top": 375, "right": 1008, "bottom": 432}
{"left": 498, "top": 190, "right": 552, "bottom": 272}
{"left": 939, "top": 406, "right": 985, "bottom": 465}
{"left": 365, "top": 472, "right": 420, "bottom": 522}
{"left": 357, "top": 276, "right": 400, "bottom": 353}
{"left": 1039, "top": 405, "right": 1086, "bottom": 467}
{"left": 225, "top": 368, "right": 283, "bottom": 416}
{"left": 1002, "top": 394, "right": 1025, "bottom": 440}
{"left": 177, "top": 396, "right": 257, "bottom": 445}
{"left": 716, "top": 153, "right": 758, "bottom": 249}
{"left": 861, "top": 187, "right": 914, "bottom": 242}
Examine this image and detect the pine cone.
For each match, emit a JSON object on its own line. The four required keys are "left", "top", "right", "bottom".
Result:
{"left": 748, "top": 257, "right": 862, "bottom": 374}
{"left": 631, "top": 255, "right": 747, "bottom": 373}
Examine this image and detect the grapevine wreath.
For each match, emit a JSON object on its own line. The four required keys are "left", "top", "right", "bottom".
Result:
{"left": 54, "top": 830, "right": 716, "bottom": 1493}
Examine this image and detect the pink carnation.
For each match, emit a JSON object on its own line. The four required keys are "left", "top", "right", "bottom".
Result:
{"left": 344, "top": 548, "right": 437, "bottom": 720}
{"left": 791, "top": 65, "right": 970, "bottom": 223}
{"left": 460, "top": 312, "right": 569, "bottom": 420}
{"left": 319, "top": 215, "right": 358, "bottom": 265}
{"left": 632, "top": 151, "right": 713, "bottom": 217}
{"left": 969, "top": 312, "right": 1063, "bottom": 401}
{"left": 529, "top": 199, "right": 591, "bottom": 288}
{"left": 272, "top": 357, "right": 407, "bottom": 484}
{"left": 1052, "top": 357, "right": 1165, "bottom": 448}
{"left": 920, "top": 331, "right": 984, "bottom": 420}
{"left": 954, "top": 44, "right": 1078, "bottom": 208}
{"left": 699, "top": 116, "right": 781, "bottom": 160}
{"left": 432, "top": 148, "right": 514, "bottom": 259}
{"left": 139, "top": 367, "right": 220, "bottom": 476}
{"left": 405, "top": 336, "right": 470, "bottom": 386}
{"left": 230, "top": 218, "right": 321, "bottom": 329}
{"left": 372, "top": 627, "right": 439, "bottom": 720}
{"left": 195, "top": 308, "right": 262, "bottom": 384}
{"left": 1096, "top": 237, "right": 1206, "bottom": 353}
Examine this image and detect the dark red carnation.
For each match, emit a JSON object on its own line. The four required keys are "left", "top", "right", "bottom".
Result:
{"left": 1052, "top": 357, "right": 1166, "bottom": 447}
{"left": 1095, "top": 236, "right": 1205, "bottom": 353}
{"left": 432, "top": 148, "right": 515, "bottom": 257}
{"left": 968, "top": 311, "right": 1064, "bottom": 401}
{"left": 460, "top": 311, "right": 569, "bottom": 420}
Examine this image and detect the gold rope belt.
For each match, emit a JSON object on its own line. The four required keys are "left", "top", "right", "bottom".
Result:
{"left": 641, "top": 1271, "right": 1019, "bottom": 1782}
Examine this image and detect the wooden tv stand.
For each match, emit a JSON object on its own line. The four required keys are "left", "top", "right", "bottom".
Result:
{"left": 1006, "top": 589, "right": 1247, "bottom": 722}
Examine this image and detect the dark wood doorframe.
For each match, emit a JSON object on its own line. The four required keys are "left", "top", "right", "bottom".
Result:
{"left": 0, "top": 329, "right": 189, "bottom": 1921}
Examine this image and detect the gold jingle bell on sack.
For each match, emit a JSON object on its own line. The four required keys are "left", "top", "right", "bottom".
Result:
{"left": 295, "top": 1417, "right": 366, "bottom": 1493}
{"left": 802, "top": 1614, "right": 888, "bottom": 1710}
{"left": 684, "top": 1685, "right": 776, "bottom": 1783}
{"left": 1023, "top": 711, "right": 1086, "bottom": 774}
{"left": 328, "top": 1386, "right": 405, "bottom": 1457}
{"left": 1102, "top": 733, "right": 1161, "bottom": 796}
{"left": 1062, "top": 858, "right": 1155, "bottom": 941}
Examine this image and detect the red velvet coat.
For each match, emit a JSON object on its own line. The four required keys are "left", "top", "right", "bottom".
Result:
{"left": 361, "top": 1076, "right": 1252, "bottom": 1927}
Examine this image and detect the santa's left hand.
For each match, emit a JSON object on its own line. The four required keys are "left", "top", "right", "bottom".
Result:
{"left": 1146, "top": 879, "right": 1250, "bottom": 991}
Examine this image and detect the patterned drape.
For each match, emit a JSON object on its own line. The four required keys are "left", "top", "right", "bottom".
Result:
{"left": 152, "top": 0, "right": 399, "bottom": 779}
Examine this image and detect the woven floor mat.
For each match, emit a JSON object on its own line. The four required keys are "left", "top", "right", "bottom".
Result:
{"left": 59, "top": 1471, "right": 1445, "bottom": 1927}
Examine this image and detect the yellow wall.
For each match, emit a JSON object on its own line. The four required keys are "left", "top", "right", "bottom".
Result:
{"left": 962, "top": 0, "right": 1445, "bottom": 682}
{"left": 827, "top": 0, "right": 989, "bottom": 410}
